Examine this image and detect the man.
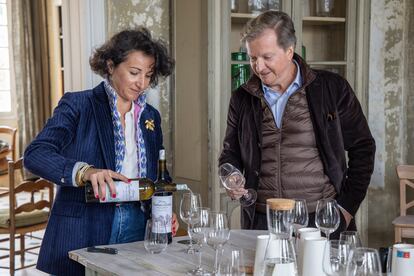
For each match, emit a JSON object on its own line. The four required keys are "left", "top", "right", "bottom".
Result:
{"left": 219, "top": 10, "right": 375, "bottom": 238}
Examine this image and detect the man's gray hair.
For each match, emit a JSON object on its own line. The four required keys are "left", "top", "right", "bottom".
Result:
{"left": 241, "top": 10, "right": 296, "bottom": 51}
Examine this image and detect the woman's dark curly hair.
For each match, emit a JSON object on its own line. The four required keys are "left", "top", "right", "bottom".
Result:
{"left": 90, "top": 27, "right": 175, "bottom": 87}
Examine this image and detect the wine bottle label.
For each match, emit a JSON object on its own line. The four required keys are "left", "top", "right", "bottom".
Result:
{"left": 103, "top": 181, "right": 140, "bottom": 202}
{"left": 151, "top": 194, "right": 172, "bottom": 234}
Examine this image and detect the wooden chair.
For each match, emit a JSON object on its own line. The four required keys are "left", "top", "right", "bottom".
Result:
{"left": 0, "top": 158, "right": 54, "bottom": 275}
{"left": 0, "top": 126, "right": 17, "bottom": 162}
{"left": 0, "top": 126, "right": 17, "bottom": 193}
{"left": 393, "top": 165, "right": 414, "bottom": 242}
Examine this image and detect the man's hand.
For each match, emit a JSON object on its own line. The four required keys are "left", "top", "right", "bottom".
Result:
{"left": 226, "top": 187, "right": 248, "bottom": 201}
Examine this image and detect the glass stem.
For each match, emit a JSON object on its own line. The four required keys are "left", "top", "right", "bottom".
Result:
{"left": 197, "top": 247, "right": 202, "bottom": 269}
{"left": 214, "top": 248, "right": 219, "bottom": 273}
{"left": 187, "top": 224, "right": 192, "bottom": 248}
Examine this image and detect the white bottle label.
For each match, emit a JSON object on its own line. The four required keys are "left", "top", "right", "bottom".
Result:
{"left": 151, "top": 194, "right": 172, "bottom": 234}
{"left": 103, "top": 180, "right": 140, "bottom": 202}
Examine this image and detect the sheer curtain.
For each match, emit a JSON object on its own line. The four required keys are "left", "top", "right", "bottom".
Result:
{"left": 10, "top": 0, "right": 51, "bottom": 154}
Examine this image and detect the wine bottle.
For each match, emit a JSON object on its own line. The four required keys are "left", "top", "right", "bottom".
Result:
{"left": 84, "top": 177, "right": 188, "bottom": 203}
{"left": 151, "top": 149, "right": 173, "bottom": 244}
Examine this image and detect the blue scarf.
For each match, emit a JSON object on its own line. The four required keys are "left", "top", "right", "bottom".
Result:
{"left": 103, "top": 79, "right": 147, "bottom": 177}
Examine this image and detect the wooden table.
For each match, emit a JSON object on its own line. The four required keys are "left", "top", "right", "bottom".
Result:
{"left": 69, "top": 230, "right": 266, "bottom": 276}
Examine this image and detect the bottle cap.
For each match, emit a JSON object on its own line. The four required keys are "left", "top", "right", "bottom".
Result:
{"left": 231, "top": 52, "right": 248, "bottom": 61}
{"left": 159, "top": 149, "right": 165, "bottom": 160}
{"left": 266, "top": 198, "right": 295, "bottom": 210}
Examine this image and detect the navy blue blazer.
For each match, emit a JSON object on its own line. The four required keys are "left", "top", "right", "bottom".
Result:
{"left": 24, "top": 82, "right": 165, "bottom": 276}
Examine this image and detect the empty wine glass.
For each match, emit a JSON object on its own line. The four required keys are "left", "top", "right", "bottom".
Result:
{"left": 206, "top": 211, "right": 231, "bottom": 275}
{"left": 339, "top": 231, "right": 362, "bottom": 248}
{"left": 346, "top": 247, "right": 382, "bottom": 276}
{"left": 323, "top": 239, "right": 351, "bottom": 276}
{"left": 218, "top": 163, "right": 257, "bottom": 207}
{"left": 187, "top": 207, "right": 210, "bottom": 276}
{"left": 293, "top": 199, "right": 309, "bottom": 240}
{"left": 315, "top": 199, "right": 340, "bottom": 240}
{"left": 219, "top": 247, "right": 246, "bottom": 276}
{"left": 144, "top": 219, "right": 168, "bottom": 254}
{"left": 180, "top": 192, "right": 202, "bottom": 254}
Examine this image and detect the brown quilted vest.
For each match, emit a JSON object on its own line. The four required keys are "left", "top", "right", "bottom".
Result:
{"left": 256, "top": 88, "right": 336, "bottom": 214}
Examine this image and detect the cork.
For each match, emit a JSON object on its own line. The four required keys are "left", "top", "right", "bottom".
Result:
{"left": 266, "top": 198, "right": 295, "bottom": 210}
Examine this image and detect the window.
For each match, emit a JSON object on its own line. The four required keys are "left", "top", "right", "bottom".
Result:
{"left": 0, "top": 0, "right": 12, "bottom": 114}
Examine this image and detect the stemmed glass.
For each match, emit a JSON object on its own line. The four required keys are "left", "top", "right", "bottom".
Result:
{"left": 315, "top": 199, "right": 340, "bottom": 240}
{"left": 218, "top": 163, "right": 257, "bottom": 207}
{"left": 293, "top": 199, "right": 309, "bottom": 240}
{"left": 187, "top": 207, "right": 211, "bottom": 276}
{"left": 206, "top": 211, "right": 231, "bottom": 275}
{"left": 144, "top": 219, "right": 168, "bottom": 254}
{"left": 339, "top": 231, "right": 362, "bottom": 248}
{"left": 346, "top": 248, "right": 382, "bottom": 276}
{"left": 180, "top": 192, "right": 202, "bottom": 254}
{"left": 323, "top": 240, "right": 351, "bottom": 276}
{"left": 218, "top": 247, "right": 246, "bottom": 276}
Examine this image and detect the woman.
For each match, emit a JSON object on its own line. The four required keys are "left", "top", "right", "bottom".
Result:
{"left": 24, "top": 27, "right": 177, "bottom": 275}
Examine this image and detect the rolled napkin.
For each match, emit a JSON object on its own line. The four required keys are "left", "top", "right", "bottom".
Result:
{"left": 302, "top": 237, "right": 327, "bottom": 276}
{"left": 391, "top": 243, "right": 414, "bottom": 276}
{"left": 297, "top": 227, "right": 321, "bottom": 275}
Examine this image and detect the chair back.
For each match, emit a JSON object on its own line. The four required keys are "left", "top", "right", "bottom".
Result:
{"left": 396, "top": 165, "right": 414, "bottom": 216}
{"left": 0, "top": 126, "right": 17, "bottom": 161}
{"left": 8, "top": 158, "right": 54, "bottom": 230}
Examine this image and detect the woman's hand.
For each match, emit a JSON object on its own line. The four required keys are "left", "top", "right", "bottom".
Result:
{"left": 172, "top": 213, "right": 179, "bottom": 237}
{"left": 83, "top": 168, "right": 129, "bottom": 201}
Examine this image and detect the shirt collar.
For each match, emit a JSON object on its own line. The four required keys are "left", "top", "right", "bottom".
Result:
{"left": 261, "top": 59, "right": 302, "bottom": 94}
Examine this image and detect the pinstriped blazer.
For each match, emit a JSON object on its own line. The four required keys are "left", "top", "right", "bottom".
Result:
{"left": 23, "top": 82, "right": 165, "bottom": 276}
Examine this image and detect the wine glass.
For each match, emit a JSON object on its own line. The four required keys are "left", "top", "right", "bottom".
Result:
{"left": 187, "top": 207, "right": 210, "bottom": 276}
{"left": 346, "top": 247, "right": 382, "bottom": 276}
{"left": 218, "top": 163, "right": 257, "bottom": 207}
{"left": 339, "top": 231, "right": 362, "bottom": 248}
{"left": 218, "top": 247, "right": 246, "bottom": 276}
{"left": 206, "top": 211, "right": 231, "bottom": 274}
{"left": 180, "top": 192, "right": 202, "bottom": 254}
{"left": 293, "top": 199, "right": 309, "bottom": 241}
{"left": 315, "top": 199, "right": 340, "bottom": 240}
{"left": 323, "top": 240, "right": 351, "bottom": 276}
{"left": 144, "top": 219, "right": 168, "bottom": 254}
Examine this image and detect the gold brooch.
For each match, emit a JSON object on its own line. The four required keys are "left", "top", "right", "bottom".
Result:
{"left": 145, "top": 119, "right": 155, "bottom": 131}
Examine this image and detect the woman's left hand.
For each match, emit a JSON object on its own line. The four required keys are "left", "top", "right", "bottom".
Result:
{"left": 172, "top": 213, "right": 179, "bottom": 237}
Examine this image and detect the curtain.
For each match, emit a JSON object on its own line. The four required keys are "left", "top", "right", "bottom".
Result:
{"left": 11, "top": 0, "right": 51, "bottom": 155}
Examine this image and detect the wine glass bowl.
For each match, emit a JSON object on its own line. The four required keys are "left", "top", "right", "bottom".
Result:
{"left": 339, "top": 231, "right": 362, "bottom": 248}
{"left": 218, "top": 163, "right": 257, "bottom": 207}
{"left": 346, "top": 247, "right": 382, "bottom": 276}
{"left": 323, "top": 239, "right": 351, "bottom": 276}
{"left": 315, "top": 199, "right": 340, "bottom": 240}
{"left": 144, "top": 219, "right": 168, "bottom": 254}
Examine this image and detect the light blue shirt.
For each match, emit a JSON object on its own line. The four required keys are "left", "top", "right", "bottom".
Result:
{"left": 262, "top": 60, "right": 302, "bottom": 128}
